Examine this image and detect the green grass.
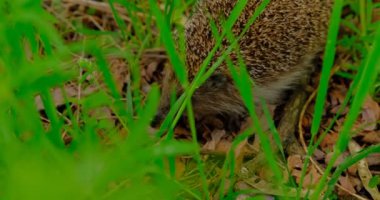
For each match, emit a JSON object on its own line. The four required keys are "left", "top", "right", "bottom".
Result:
{"left": 311, "top": 15, "right": 380, "bottom": 200}
{"left": 298, "top": 0, "right": 345, "bottom": 198}
{"left": 0, "top": 0, "right": 379, "bottom": 199}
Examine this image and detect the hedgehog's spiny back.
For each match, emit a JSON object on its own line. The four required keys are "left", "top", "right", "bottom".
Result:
{"left": 185, "top": 0, "right": 332, "bottom": 84}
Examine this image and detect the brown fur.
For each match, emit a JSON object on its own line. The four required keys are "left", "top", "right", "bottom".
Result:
{"left": 153, "top": 0, "right": 332, "bottom": 127}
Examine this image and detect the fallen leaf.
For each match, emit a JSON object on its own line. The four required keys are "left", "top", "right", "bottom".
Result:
{"left": 288, "top": 155, "right": 303, "bottom": 170}
{"left": 144, "top": 61, "right": 160, "bottom": 81}
{"left": 203, "top": 129, "right": 226, "bottom": 151}
{"left": 347, "top": 164, "right": 358, "bottom": 176}
{"left": 360, "top": 96, "right": 380, "bottom": 131}
{"left": 361, "top": 131, "right": 380, "bottom": 144}
{"left": 313, "top": 148, "right": 326, "bottom": 161}
{"left": 366, "top": 153, "right": 380, "bottom": 166}
{"left": 320, "top": 132, "right": 339, "bottom": 151}
{"left": 325, "top": 151, "right": 349, "bottom": 167}
{"left": 302, "top": 166, "right": 321, "bottom": 188}
{"left": 349, "top": 176, "right": 363, "bottom": 192}
{"left": 174, "top": 126, "right": 191, "bottom": 139}
{"left": 338, "top": 175, "right": 356, "bottom": 196}
{"left": 349, "top": 140, "right": 380, "bottom": 200}
{"left": 215, "top": 139, "right": 232, "bottom": 153}
{"left": 109, "top": 58, "right": 129, "bottom": 92}
{"left": 330, "top": 85, "right": 347, "bottom": 107}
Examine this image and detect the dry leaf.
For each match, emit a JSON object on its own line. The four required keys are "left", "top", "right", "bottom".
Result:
{"left": 361, "top": 131, "right": 380, "bottom": 144}
{"left": 109, "top": 58, "right": 129, "bottom": 92}
{"left": 291, "top": 166, "right": 321, "bottom": 188}
{"left": 35, "top": 87, "right": 75, "bottom": 110}
{"left": 349, "top": 176, "right": 363, "bottom": 192}
{"left": 174, "top": 126, "right": 191, "bottom": 139}
{"left": 330, "top": 85, "right": 346, "bottom": 107}
{"left": 360, "top": 96, "right": 380, "bottom": 131}
{"left": 144, "top": 61, "right": 160, "bottom": 81}
{"left": 302, "top": 166, "right": 321, "bottom": 188}
{"left": 325, "top": 151, "right": 349, "bottom": 167}
{"left": 347, "top": 164, "right": 358, "bottom": 176}
{"left": 338, "top": 175, "right": 357, "bottom": 196}
{"left": 203, "top": 130, "right": 225, "bottom": 151}
{"left": 313, "top": 148, "right": 326, "bottom": 161}
{"left": 320, "top": 132, "right": 339, "bottom": 151}
{"left": 288, "top": 155, "right": 303, "bottom": 170}
{"left": 215, "top": 139, "right": 232, "bottom": 153}
{"left": 366, "top": 153, "right": 380, "bottom": 166}
{"left": 348, "top": 140, "right": 380, "bottom": 200}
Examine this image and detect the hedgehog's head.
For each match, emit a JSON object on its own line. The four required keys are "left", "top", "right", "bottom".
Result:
{"left": 151, "top": 68, "right": 246, "bottom": 128}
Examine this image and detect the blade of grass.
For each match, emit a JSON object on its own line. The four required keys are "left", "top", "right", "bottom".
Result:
{"left": 91, "top": 48, "right": 129, "bottom": 125}
{"left": 310, "top": 0, "right": 343, "bottom": 142}
{"left": 323, "top": 144, "right": 380, "bottom": 199}
{"left": 218, "top": 126, "right": 254, "bottom": 199}
{"left": 186, "top": 101, "right": 210, "bottom": 200}
{"left": 298, "top": 0, "right": 344, "bottom": 197}
{"left": 148, "top": 0, "right": 188, "bottom": 86}
{"left": 226, "top": 56, "right": 282, "bottom": 182}
{"left": 311, "top": 21, "right": 380, "bottom": 200}
{"left": 39, "top": 90, "right": 64, "bottom": 147}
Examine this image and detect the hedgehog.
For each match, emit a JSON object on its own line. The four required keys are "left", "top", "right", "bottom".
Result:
{"left": 152, "top": 0, "right": 332, "bottom": 131}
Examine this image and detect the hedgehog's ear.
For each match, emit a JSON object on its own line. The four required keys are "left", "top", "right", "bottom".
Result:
{"left": 205, "top": 73, "right": 228, "bottom": 89}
